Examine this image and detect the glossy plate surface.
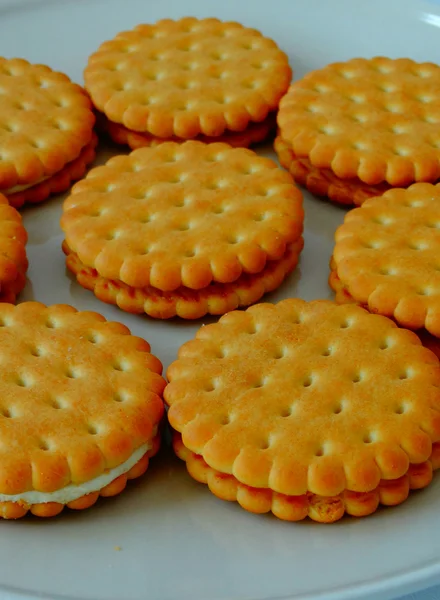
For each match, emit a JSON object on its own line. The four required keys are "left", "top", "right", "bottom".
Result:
{"left": 1, "top": 1, "right": 440, "bottom": 599}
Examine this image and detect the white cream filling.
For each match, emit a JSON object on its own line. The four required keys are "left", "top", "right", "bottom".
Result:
{"left": 2, "top": 176, "right": 50, "bottom": 194}
{"left": 0, "top": 443, "right": 149, "bottom": 505}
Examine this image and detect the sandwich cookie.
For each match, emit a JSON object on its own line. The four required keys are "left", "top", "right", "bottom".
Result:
{"left": 61, "top": 141, "right": 304, "bottom": 319}
{"left": 0, "top": 302, "right": 165, "bottom": 518}
{"left": 277, "top": 57, "right": 440, "bottom": 205}
{"left": 85, "top": 17, "right": 291, "bottom": 148}
{"left": 165, "top": 299, "right": 440, "bottom": 523}
{"left": 0, "top": 57, "right": 96, "bottom": 208}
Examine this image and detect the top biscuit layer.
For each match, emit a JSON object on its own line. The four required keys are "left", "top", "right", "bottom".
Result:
{"left": 165, "top": 299, "right": 440, "bottom": 497}
{"left": 61, "top": 141, "right": 304, "bottom": 292}
{"left": 0, "top": 193, "right": 27, "bottom": 286}
{"left": 333, "top": 182, "right": 440, "bottom": 336}
{"left": 0, "top": 302, "right": 165, "bottom": 495}
{"left": 277, "top": 57, "right": 440, "bottom": 186}
{"left": 84, "top": 17, "right": 292, "bottom": 138}
{"left": 0, "top": 58, "right": 95, "bottom": 189}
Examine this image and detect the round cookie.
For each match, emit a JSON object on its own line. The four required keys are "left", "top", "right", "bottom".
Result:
{"left": 84, "top": 17, "right": 291, "bottom": 140}
{"left": 332, "top": 182, "right": 440, "bottom": 336}
{"left": 61, "top": 141, "right": 304, "bottom": 319}
{"left": 0, "top": 193, "right": 27, "bottom": 303}
{"left": 0, "top": 302, "right": 165, "bottom": 519}
{"left": 277, "top": 57, "right": 440, "bottom": 203}
{"left": 0, "top": 58, "right": 95, "bottom": 205}
{"left": 165, "top": 299, "right": 440, "bottom": 523}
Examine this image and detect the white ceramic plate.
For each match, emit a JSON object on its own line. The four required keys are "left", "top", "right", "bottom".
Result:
{"left": 2, "top": 1, "right": 440, "bottom": 599}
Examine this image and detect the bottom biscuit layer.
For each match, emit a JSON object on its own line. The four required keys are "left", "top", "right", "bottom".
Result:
{"left": 173, "top": 433, "right": 440, "bottom": 523}
{"left": 275, "top": 136, "right": 392, "bottom": 207}
{"left": 4, "top": 134, "right": 98, "bottom": 209}
{"left": 62, "top": 238, "right": 303, "bottom": 320}
{"left": 0, "top": 262, "right": 28, "bottom": 304}
{"left": 101, "top": 113, "right": 276, "bottom": 150}
{"left": 328, "top": 262, "right": 359, "bottom": 306}
{"left": 0, "top": 434, "right": 161, "bottom": 519}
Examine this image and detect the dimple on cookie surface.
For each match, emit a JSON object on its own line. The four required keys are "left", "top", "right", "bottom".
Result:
{"left": 103, "top": 112, "right": 275, "bottom": 149}
{"left": 277, "top": 57, "right": 440, "bottom": 187}
{"left": 61, "top": 141, "right": 304, "bottom": 292}
{"left": 0, "top": 193, "right": 27, "bottom": 302}
{"left": 274, "top": 135, "right": 392, "bottom": 207}
{"left": 84, "top": 17, "right": 291, "bottom": 138}
{"left": 0, "top": 58, "right": 95, "bottom": 189}
{"left": 0, "top": 302, "right": 165, "bottom": 497}
{"left": 165, "top": 299, "right": 440, "bottom": 503}
{"left": 333, "top": 182, "right": 440, "bottom": 336}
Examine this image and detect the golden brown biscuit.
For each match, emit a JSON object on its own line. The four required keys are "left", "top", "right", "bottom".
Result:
{"left": 61, "top": 141, "right": 303, "bottom": 291}
{"left": 165, "top": 299, "right": 440, "bottom": 522}
{"left": 274, "top": 135, "right": 392, "bottom": 206}
{"left": 102, "top": 113, "right": 275, "bottom": 149}
{"left": 63, "top": 238, "right": 303, "bottom": 319}
{"left": 61, "top": 140, "right": 304, "bottom": 317}
{"left": 277, "top": 57, "right": 440, "bottom": 188}
{"left": 0, "top": 302, "right": 165, "bottom": 518}
{"left": 0, "top": 193, "right": 27, "bottom": 303}
{"left": 84, "top": 17, "right": 291, "bottom": 139}
{"left": 332, "top": 182, "right": 440, "bottom": 336}
{"left": 6, "top": 133, "right": 98, "bottom": 209}
{"left": 0, "top": 58, "right": 95, "bottom": 192}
